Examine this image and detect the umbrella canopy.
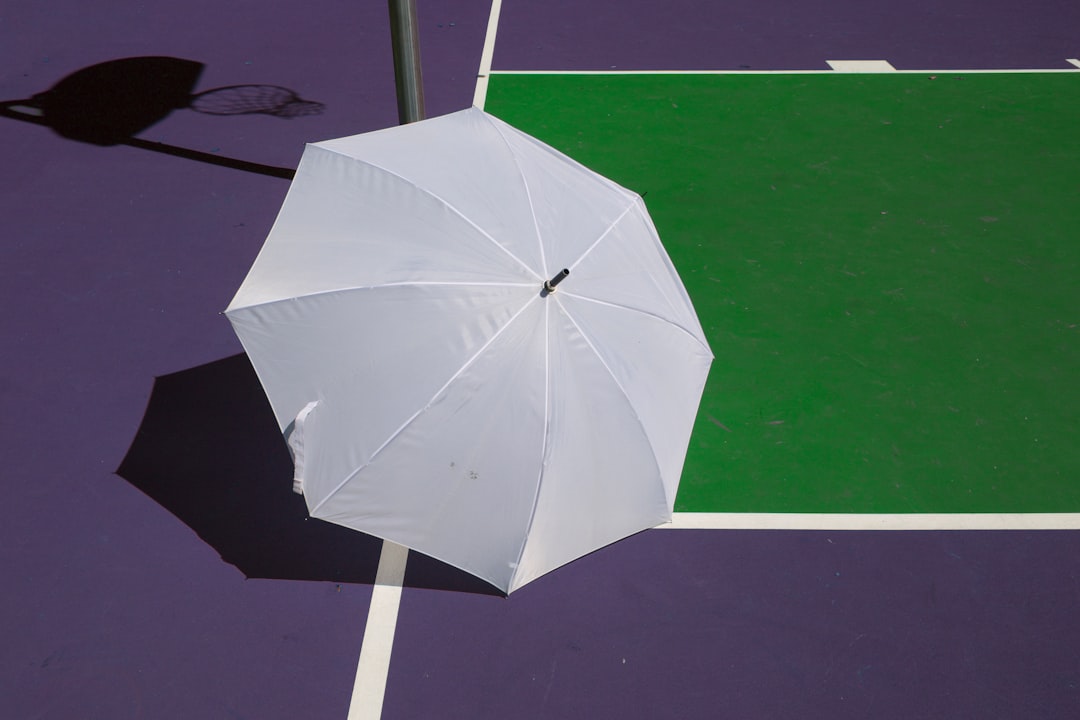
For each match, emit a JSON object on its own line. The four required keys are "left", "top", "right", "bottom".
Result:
{"left": 225, "top": 107, "right": 712, "bottom": 593}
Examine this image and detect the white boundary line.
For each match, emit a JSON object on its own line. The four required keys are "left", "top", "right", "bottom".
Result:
{"left": 1068, "top": 58, "right": 1080, "bottom": 69}
{"left": 347, "top": 541, "right": 409, "bottom": 720}
{"left": 826, "top": 59, "right": 896, "bottom": 72}
{"left": 664, "top": 512, "right": 1080, "bottom": 531}
{"left": 472, "top": 0, "right": 504, "bottom": 109}
{"left": 489, "top": 66, "right": 1080, "bottom": 75}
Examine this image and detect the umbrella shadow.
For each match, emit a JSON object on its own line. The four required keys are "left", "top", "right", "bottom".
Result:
{"left": 116, "top": 353, "right": 502, "bottom": 596}
{"left": 0, "top": 55, "right": 309, "bottom": 179}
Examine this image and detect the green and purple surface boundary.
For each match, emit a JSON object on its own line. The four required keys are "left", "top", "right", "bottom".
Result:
{"left": 2, "top": 1, "right": 1077, "bottom": 718}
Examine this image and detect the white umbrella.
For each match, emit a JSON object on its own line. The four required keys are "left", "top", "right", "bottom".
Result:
{"left": 225, "top": 107, "right": 713, "bottom": 593}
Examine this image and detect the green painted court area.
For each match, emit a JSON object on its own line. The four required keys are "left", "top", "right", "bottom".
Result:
{"left": 486, "top": 72, "right": 1079, "bottom": 514}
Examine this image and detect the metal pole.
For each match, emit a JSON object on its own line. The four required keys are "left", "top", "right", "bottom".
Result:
{"left": 388, "top": 0, "right": 426, "bottom": 124}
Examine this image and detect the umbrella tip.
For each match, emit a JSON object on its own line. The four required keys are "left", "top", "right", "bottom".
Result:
{"left": 542, "top": 268, "right": 570, "bottom": 296}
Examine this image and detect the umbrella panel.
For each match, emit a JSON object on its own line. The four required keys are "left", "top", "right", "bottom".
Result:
{"left": 227, "top": 108, "right": 713, "bottom": 592}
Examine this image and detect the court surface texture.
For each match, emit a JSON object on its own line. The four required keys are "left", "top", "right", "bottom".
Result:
{"left": 2, "top": 2, "right": 1077, "bottom": 718}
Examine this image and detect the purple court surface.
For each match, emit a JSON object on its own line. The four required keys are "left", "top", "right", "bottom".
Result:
{"left": 495, "top": 0, "right": 1080, "bottom": 70}
{"left": 2, "top": 2, "right": 1078, "bottom": 718}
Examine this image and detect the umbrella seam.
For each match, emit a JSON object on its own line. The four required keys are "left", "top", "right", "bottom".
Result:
{"left": 556, "top": 298, "right": 669, "bottom": 506}
{"left": 225, "top": 281, "right": 536, "bottom": 313}
{"left": 480, "top": 111, "right": 549, "bottom": 277}
{"left": 631, "top": 195, "right": 713, "bottom": 349}
{"left": 482, "top": 111, "right": 639, "bottom": 201}
{"left": 568, "top": 201, "right": 637, "bottom": 272}
{"left": 308, "top": 294, "right": 543, "bottom": 516}
{"left": 565, "top": 196, "right": 710, "bottom": 354}
{"left": 315, "top": 144, "right": 542, "bottom": 281}
{"left": 567, "top": 196, "right": 709, "bottom": 351}
{"left": 557, "top": 292, "right": 714, "bottom": 357}
{"left": 510, "top": 297, "right": 552, "bottom": 588}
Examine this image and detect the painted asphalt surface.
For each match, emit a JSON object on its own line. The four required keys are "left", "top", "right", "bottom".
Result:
{"left": 2, "top": 1, "right": 1078, "bottom": 718}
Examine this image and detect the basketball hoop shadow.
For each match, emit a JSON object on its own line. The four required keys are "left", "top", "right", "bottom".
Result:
{"left": 0, "top": 56, "right": 322, "bottom": 179}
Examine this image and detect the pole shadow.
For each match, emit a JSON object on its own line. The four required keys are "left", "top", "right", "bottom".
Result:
{"left": 0, "top": 56, "right": 315, "bottom": 179}
{"left": 116, "top": 353, "right": 503, "bottom": 596}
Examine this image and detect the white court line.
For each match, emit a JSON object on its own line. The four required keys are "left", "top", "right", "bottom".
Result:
{"left": 472, "top": 0, "right": 504, "bottom": 109}
{"left": 663, "top": 512, "right": 1080, "bottom": 531}
{"left": 490, "top": 67, "right": 1080, "bottom": 75}
{"left": 1068, "top": 58, "right": 1080, "bottom": 69}
{"left": 827, "top": 59, "right": 896, "bottom": 72}
{"left": 347, "top": 541, "right": 409, "bottom": 720}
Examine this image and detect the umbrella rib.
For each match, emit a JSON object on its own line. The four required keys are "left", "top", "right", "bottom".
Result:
{"left": 555, "top": 297, "right": 666, "bottom": 491}
{"left": 560, "top": 292, "right": 713, "bottom": 357}
{"left": 481, "top": 113, "right": 549, "bottom": 276}
{"left": 308, "top": 294, "right": 542, "bottom": 516}
{"left": 568, "top": 201, "right": 637, "bottom": 272}
{"left": 562, "top": 194, "right": 712, "bottom": 356}
{"left": 225, "top": 281, "right": 535, "bottom": 314}
{"left": 362, "top": 281, "right": 535, "bottom": 289}
{"left": 510, "top": 297, "right": 552, "bottom": 585}
{"left": 328, "top": 149, "right": 542, "bottom": 281}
